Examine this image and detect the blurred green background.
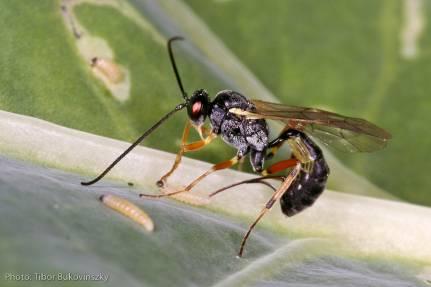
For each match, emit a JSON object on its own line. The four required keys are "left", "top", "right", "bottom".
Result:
{"left": 0, "top": 0, "right": 430, "bottom": 206}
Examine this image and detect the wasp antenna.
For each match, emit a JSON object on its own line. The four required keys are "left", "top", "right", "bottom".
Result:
{"left": 168, "top": 36, "right": 188, "bottom": 101}
{"left": 81, "top": 103, "right": 187, "bottom": 186}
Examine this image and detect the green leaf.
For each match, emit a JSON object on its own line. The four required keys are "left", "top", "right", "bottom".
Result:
{"left": 0, "top": 110, "right": 430, "bottom": 286}
{"left": 0, "top": 155, "right": 425, "bottom": 287}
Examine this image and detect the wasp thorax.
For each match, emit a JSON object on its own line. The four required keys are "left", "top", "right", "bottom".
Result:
{"left": 187, "top": 89, "right": 210, "bottom": 125}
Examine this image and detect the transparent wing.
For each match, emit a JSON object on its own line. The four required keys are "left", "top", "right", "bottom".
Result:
{"left": 248, "top": 100, "right": 392, "bottom": 152}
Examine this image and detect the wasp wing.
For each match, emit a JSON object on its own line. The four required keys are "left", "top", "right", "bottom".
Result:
{"left": 245, "top": 100, "right": 392, "bottom": 152}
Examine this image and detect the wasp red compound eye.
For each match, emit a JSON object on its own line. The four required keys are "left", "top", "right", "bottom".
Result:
{"left": 192, "top": 101, "right": 202, "bottom": 115}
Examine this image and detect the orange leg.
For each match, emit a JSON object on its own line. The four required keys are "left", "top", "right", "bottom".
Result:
{"left": 203, "top": 156, "right": 301, "bottom": 257}
{"left": 208, "top": 158, "right": 299, "bottom": 198}
{"left": 262, "top": 158, "right": 299, "bottom": 176}
{"left": 141, "top": 155, "right": 241, "bottom": 198}
{"left": 157, "top": 122, "right": 216, "bottom": 187}
{"left": 157, "top": 122, "right": 191, "bottom": 186}
{"left": 238, "top": 164, "right": 301, "bottom": 257}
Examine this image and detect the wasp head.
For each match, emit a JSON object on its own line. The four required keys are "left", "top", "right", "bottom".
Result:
{"left": 187, "top": 89, "right": 210, "bottom": 126}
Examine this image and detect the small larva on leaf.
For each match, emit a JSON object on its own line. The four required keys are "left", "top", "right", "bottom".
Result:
{"left": 91, "top": 57, "right": 124, "bottom": 84}
{"left": 99, "top": 194, "right": 154, "bottom": 232}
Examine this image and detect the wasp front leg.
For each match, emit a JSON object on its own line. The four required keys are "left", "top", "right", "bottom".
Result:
{"left": 156, "top": 122, "right": 216, "bottom": 187}
{"left": 156, "top": 121, "right": 191, "bottom": 187}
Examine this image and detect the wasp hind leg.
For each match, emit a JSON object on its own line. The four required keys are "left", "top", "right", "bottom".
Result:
{"left": 209, "top": 175, "right": 285, "bottom": 198}
{"left": 207, "top": 156, "right": 301, "bottom": 257}
{"left": 208, "top": 155, "right": 300, "bottom": 199}
{"left": 238, "top": 164, "right": 301, "bottom": 257}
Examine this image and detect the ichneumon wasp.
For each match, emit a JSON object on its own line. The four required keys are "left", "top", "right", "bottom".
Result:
{"left": 81, "top": 36, "right": 391, "bottom": 257}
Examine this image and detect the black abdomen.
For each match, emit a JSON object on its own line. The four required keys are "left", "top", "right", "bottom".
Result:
{"left": 280, "top": 132, "right": 329, "bottom": 217}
